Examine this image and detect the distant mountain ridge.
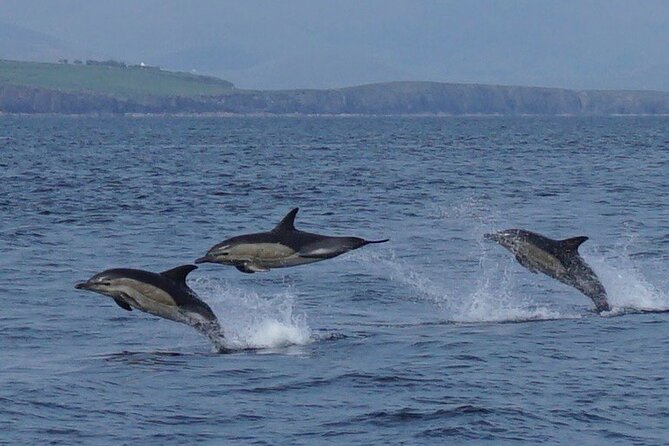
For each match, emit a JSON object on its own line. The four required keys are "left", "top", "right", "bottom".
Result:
{"left": 0, "top": 22, "right": 85, "bottom": 63}
{"left": 1, "top": 60, "right": 668, "bottom": 115}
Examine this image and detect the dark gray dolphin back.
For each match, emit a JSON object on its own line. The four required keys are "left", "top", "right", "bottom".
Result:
{"left": 274, "top": 208, "right": 389, "bottom": 256}
{"left": 512, "top": 230, "right": 587, "bottom": 258}
{"left": 271, "top": 207, "right": 388, "bottom": 253}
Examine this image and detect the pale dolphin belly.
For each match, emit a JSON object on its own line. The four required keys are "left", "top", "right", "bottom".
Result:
{"left": 229, "top": 242, "right": 327, "bottom": 270}
{"left": 242, "top": 253, "right": 321, "bottom": 271}
{"left": 229, "top": 242, "right": 297, "bottom": 261}
{"left": 117, "top": 279, "right": 176, "bottom": 306}
{"left": 243, "top": 238, "right": 364, "bottom": 270}
{"left": 521, "top": 244, "right": 568, "bottom": 278}
{"left": 113, "top": 280, "right": 197, "bottom": 325}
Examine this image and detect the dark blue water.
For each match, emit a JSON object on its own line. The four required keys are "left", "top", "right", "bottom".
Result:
{"left": 2, "top": 116, "right": 669, "bottom": 444}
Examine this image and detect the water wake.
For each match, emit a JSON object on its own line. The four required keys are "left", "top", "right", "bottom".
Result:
{"left": 190, "top": 278, "right": 312, "bottom": 351}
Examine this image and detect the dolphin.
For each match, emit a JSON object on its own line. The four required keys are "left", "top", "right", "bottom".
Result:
{"left": 484, "top": 229, "right": 610, "bottom": 313}
{"left": 195, "top": 208, "right": 389, "bottom": 273}
{"left": 75, "top": 264, "right": 225, "bottom": 350}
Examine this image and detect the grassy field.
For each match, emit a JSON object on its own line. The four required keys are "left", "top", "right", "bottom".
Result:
{"left": 0, "top": 59, "right": 235, "bottom": 98}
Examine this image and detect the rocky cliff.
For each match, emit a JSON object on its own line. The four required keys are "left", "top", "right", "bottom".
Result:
{"left": 2, "top": 81, "right": 668, "bottom": 115}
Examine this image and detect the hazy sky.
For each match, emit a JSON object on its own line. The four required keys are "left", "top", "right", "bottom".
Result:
{"left": 1, "top": 0, "right": 668, "bottom": 90}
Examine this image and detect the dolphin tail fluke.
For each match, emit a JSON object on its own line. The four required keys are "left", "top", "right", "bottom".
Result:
{"left": 591, "top": 292, "right": 611, "bottom": 313}
{"left": 192, "top": 319, "right": 228, "bottom": 353}
{"left": 579, "top": 276, "right": 611, "bottom": 313}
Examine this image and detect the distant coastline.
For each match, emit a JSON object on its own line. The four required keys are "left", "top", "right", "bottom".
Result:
{"left": 2, "top": 59, "right": 669, "bottom": 116}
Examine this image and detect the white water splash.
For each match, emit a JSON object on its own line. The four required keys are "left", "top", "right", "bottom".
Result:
{"left": 586, "top": 249, "right": 669, "bottom": 315}
{"left": 349, "top": 249, "right": 574, "bottom": 323}
{"left": 189, "top": 278, "right": 312, "bottom": 351}
{"left": 452, "top": 271, "right": 572, "bottom": 323}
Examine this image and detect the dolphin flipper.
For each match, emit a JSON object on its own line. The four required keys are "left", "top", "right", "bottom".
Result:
{"left": 515, "top": 254, "right": 539, "bottom": 273}
{"left": 235, "top": 263, "right": 269, "bottom": 273}
{"left": 112, "top": 297, "right": 132, "bottom": 311}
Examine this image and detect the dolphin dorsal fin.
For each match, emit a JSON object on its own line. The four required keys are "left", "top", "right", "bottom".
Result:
{"left": 160, "top": 264, "right": 198, "bottom": 285}
{"left": 559, "top": 236, "right": 589, "bottom": 254}
{"left": 272, "top": 208, "right": 299, "bottom": 233}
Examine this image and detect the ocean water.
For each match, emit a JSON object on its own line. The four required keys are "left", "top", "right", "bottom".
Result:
{"left": 1, "top": 115, "right": 669, "bottom": 444}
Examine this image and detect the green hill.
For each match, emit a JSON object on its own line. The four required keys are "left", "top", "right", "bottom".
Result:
{"left": 0, "top": 59, "right": 234, "bottom": 98}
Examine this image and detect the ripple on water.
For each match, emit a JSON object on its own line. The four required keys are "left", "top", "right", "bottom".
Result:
{"left": 2, "top": 116, "right": 669, "bottom": 445}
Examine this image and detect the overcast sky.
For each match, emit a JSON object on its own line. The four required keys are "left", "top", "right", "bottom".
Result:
{"left": 1, "top": 0, "right": 668, "bottom": 91}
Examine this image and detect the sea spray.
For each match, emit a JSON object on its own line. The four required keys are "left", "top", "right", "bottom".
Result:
{"left": 347, "top": 248, "right": 572, "bottom": 323}
{"left": 585, "top": 248, "right": 669, "bottom": 314}
{"left": 190, "top": 277, "right": 312, "bottom": 350}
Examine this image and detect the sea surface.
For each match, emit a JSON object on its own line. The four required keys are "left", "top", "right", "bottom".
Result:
{"left": 1, "top": 116, "right": 669, "bottom": 445}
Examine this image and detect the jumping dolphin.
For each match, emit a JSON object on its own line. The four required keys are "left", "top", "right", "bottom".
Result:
{"left": 75, "top": 264, "right": 225, "bottom": 350}
{"left": 484, "top": 229, "right": 611, "bottom": 313}
{"left": 195, "top": 208, "right": 389, "bottom": 273}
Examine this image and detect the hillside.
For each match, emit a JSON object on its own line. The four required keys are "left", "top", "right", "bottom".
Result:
{"left": 1, "top": 59, "right": 669, "bottom": 115}
{"left": 0, "top": 59, "right": 234, "bottom": 99}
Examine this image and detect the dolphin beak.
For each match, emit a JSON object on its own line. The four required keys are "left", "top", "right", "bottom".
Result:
{"left": 75, "top": 281, "right": 91, "bottom": 290}
{"left": 194, "top": 256, "right": 211, "bottom": 264}
{"left": 484, "top": 233, "right": 500, "bottom": 242}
